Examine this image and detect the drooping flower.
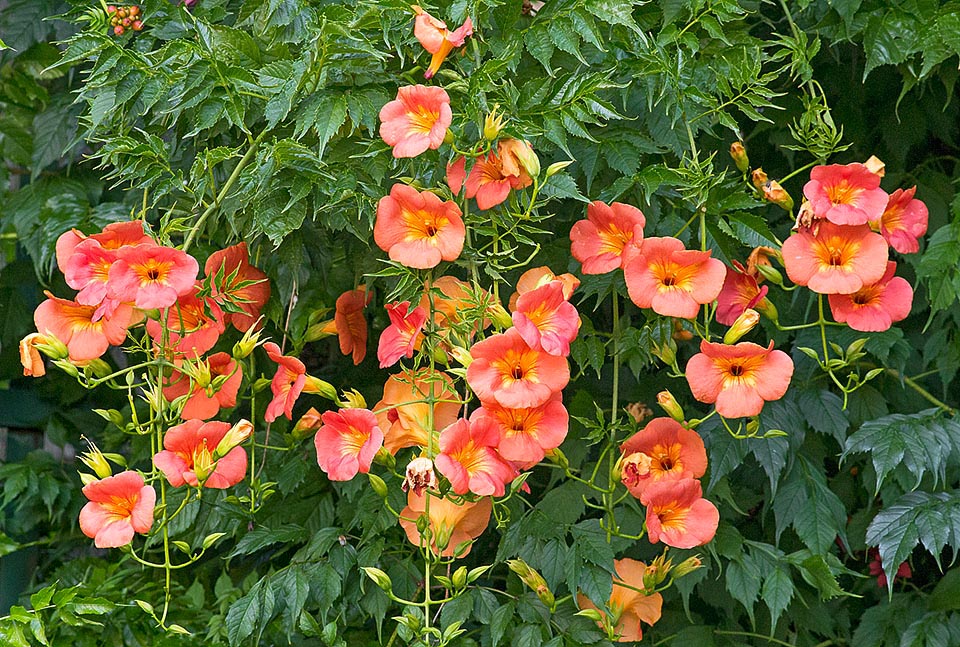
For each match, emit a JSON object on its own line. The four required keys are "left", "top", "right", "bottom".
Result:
{"left": 470, "top": 394, "right": 569, "bottom": 464}
{"left": 435, "top": 418, "right": 516, "bottom": 496}
{"left": 204, "top": 242, "right": 271, "bottom": 332}
{"left": 509, "top": 266, "right": 580, "bottom": 311}
{"left": 106, "top": 244, "right": 199, "bottom": 310}
{"left": 781, "top": 221, "right": 888, "bottom": 294}
{"left": 378, "top": 301, "right": 428, "bottom": 368}
{"left": 715, "top": 261, "right": 769, "bottom": 326}
{"left": 379, "top": 85, "right": 453, "bottom": 158}
{"left": 685, "top": 340, "right": 794, "bottom": 418}
{"left": 412, "top": 6, "right": 473, "bottom": 79}
{"left": 79, "top": 471, "right": 155, "bottom": 548}
{"left": 375, "top": 183, "right": 465, "bottom": 269}
{"left": 163, "top": 352, "right": 243, "bottom": 420}
{"left": 828, "top": 261, "right": 913, "bottom": 332}
{"left": 19, "top": 333, "right": 47, "bottom": 377}
{"left": 464, "top": 139, "right": 534, "bottom": 210}
{"left": 641, "top": 478, "right": 719, "bottom": 549}
{"left": 467, "top": 328, "right": 570, "bottom": 409}
{"left": 399, "top": 491, "right": 491, "bottom": 557}
{"left": 313, "top": 408, "right": 384, "bottom": 481}
{"left": 623, "top": 237, "right": 726, "bottom": 319}
{"left": 375, "top": 369, "right": 461, "bottom": 454}
{"left": 803, "top": 163, "right": 889, "bottom": 226}
{"left": 334, "top": 287, "right": 371, "bottom": 365}
{"left": 570, "top": 201, "right": 646, "bottom": 274}
{"left": 56, "top": 221, "right": 153, "bottom": 274}
{"left": 512, "top": 281, "right": 580, "bottom": 356}
{"left": 875, "top": 187, "right": 928, "bottom": 254}
{"left": 576, "top": 559, "right": 664, "bottom": 642}
{"left": 145, "top": 285, "right": 225, "bottom": 357}
{"left": 619, "top": 417, "right": 707, "bottom": 498}
{"left": 263, "top": 341, "right": 306, "bottom": 422}
{"left": 153, "top": 420, "right": 248, "bottom": 489}
{"left": 33, "top": 292, "right": 135, "bottom": 362}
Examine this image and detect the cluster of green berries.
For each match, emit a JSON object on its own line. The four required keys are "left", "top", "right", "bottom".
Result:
{"left": 107, "top": 5, "right": 144, "bottom": 35}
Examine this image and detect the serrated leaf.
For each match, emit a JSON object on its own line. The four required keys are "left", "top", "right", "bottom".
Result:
{"left": 225, "top": 579, "right": 275, "bottom": 645}
{"left": 761, "top": 565, "right": 794, "bottom": 628}
{"left": 229, "top": 524, "right": 306, "bottom": 557}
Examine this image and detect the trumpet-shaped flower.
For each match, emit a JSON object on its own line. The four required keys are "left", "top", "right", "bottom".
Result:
{"left": 65, "top": 239, "right": 119, "bottom": 307}
{"left": 163, "top": 352, "right": 243, "bottom": 420}
{"left": 570, "top": 201, "right": 646, "bottom": 274}
{"left": 334, "top": 288, "right": 371, "bottom": 365}
{"left": 685, "top": 340, "right": 794, "bottom": 418}
{"left": 375, "top": 369, "right": 461, "bottom": 454}
{"left": 107, "top": 244, "right": 199, "bottom": 310}
{"left": 465, "top": 139, "right": 534, "bottom": 210}
{"left": 375, "top": 183, "right": 465, "bottom": 269}
{"left": 803, "top": 163, "right": 889, "bottom": 226}
{"left": 146, "top": 285, "right": 225, "bottom": 357}
{"left": 470, "top": 394, "right": 569, "bottom": 464}
{"left": 619, "top": 417, "right": 707, "bottom": 498}
{"left": 399, "top": 491, "right": 491, "bottom": 557}
{"left": 512, "top": 281, "right": 580, "bottom": 356}
{"left": 876, "top": 187, "right": 928, "bottom": 254}
{"left": 715, "top": 261, "right": 769, "bottom": 326}
{"left": 624, "top": 237, "right": 726, "bottom": 319}
{"left": 412, "top": 6, "right": 473, "bottom": 79}
{"left": 264, "top": 341, "right": 306, "bottom": 422}
{"left": 153, "top": 420, "right": 247, "bottom": 489}
{"left": 467, "top": 328, "right": 570, "bottom": 409}
{"left": 577, "top": 559, "right": 663, "bottom": 642}
{"left": 781, "top": 221, "right": 888, "bottom": 294}
{"left": 34, "top": 292, "right": 135, "bottom": 361}
{"left": 828, "top": 261, "right": 913, "bottom": 332}
{"left": 641, "top": 478, "right": 719, "bottom": 549}
{"left": 435, "top": 418, "right": 516, "bottom": 496}
{"left": 378, "top": 301, "right": 428, "bottom": 368}
{"left": 379, "top": 85, "right": 452, "bottom": 158}
{"left": 79, "top": 471, "right": 155, "bottom": 548}
{"left": 56, "top": 221, "right": 153, "bottom": 274}
{"left": 204, "top": 242, "right": 271, "bottom": 332}
{"left": 313, "top": 408, "right": 384, "bottom": 481}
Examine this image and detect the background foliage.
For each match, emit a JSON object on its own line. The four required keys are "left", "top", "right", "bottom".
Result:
{"left": 1, "top": 0, "right": 959, "bottom": 645}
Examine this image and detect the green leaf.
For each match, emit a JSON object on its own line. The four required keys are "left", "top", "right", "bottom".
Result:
{"left": 761, "top": 564, "right": 794, "bottom": 628}
{"left": 229, "top": 523, "right": 306, "bottom": 557}
{"left": 798, "top": 389, "right": 849, "bottom": 444}
{"left": 0, "top": 531, "right": 20, "bottom": 558}
{"left": 929, "top": 567, "right": 960, "bottom": 611}
{"left": 773, "top": 456, "right": 848, "bottom": 555}
{"left": 842, "top": 409, "right": 958, "bottom": 493}
{"left": 490, "top": 602, "right": 515, "bottom": 647}
{"left": 725, "top": 555, "right": 761, "bottom": 624}
{"left": 225, "top": 579, "right": 276, "bottom": 645}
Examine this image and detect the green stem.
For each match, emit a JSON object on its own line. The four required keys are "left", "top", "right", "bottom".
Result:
{"left": 884, "top": 368, "right": 956, "bottom": 414}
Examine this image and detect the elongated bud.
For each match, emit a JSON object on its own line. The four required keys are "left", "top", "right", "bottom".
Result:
{"left": 544, "top": 447, "right": 568, "bottom": 470}
{"left": 368, "top": 473, "right": 389, "bottom": 498}
{"left": 232, "top": 326, "right": 263, "bottom": 359}
{"left": 751, "top": 168, "right": 768, "bottom": 190}
{"left": 337, "top": 388, "right": 367, "bottom": 408}
{"left": 291, "top": 407, "right": 323, "bottom": 441}
{"left": 303, "top": 319, "right": 337, "bottom": 343}
{"left": 511, "top": 140, "right": 540, "bottom": 178}
{"left": 763, "top": 180, "right": 794, "bottom": 211}
{"left": 657, "top": 390, "right": 684, "bottom": 423}
{"left": 374, "top": 447, "right": 397, "bottom": 470}
{"left": 487, "top": 302, "right": 513, "bottom": 329}
{"left": 434, "top": 522, "right": 453, "bottom": 553}
{"left": 724, "top": 309, "right": 760, "bottom": 344}
{"left": 443, "top": 129, "right": 455, "bottom": 146}
{"left": 362, "top": 567, "right": 393, "bottom": 592}
{"left": 215, "top": 419, "right": 253, "bottom": 459}
{"left": 449, "top": 346, "right": 473, "bottom": 368}
{"left": 730, "top": 142, "right": 749, "bottom": 173}
{"left": 79, "top": 472, "right": 99, "bottom": 486}
{"left": 79, "top": 358, "right": 112, "bottom": 378}
{"left": 755, "top": 297, "right": 779, "bottom": 323}
{"left": 452, "top": 566, "right": 468, "bottom": 589}
{"left": 79, "top": 441, "right": 113, "bottom": 480}
{"left": 483, "top": 105, "right": 505, "bottom": 141}
{"left": 32, "top": 333, "right": 69, "bottom": 360}
{"left": 545, "top": 160, "right": 574, "bottom": 177}
{"left": 671, "top": 555, "right": 703, "bottom": 579}
{"left": 53, "top": 359, "right": 80, "bottom": 378}
{"left": 575, "top": 609, "right": 604, "bottom": 622}
{"left": 754, "top": 263, "right": 784, "bottom": 286}
{"left": 507, "top": 559, "right": 555, "bottom": 609}
{"left": 303, "top": 376, "right": 338, "bottom": 400}
{"left": 745, "top": 417, "right": 760, "bottom": 436}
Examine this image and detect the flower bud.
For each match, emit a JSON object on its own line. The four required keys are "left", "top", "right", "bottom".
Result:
{"left": 657, "top": 390, "right": 684, "bottom": 423}
{"left": 337, "top": 388, "right": 367, "bottom": 409}
{"left": 723, "top": 308, "right": 760, "bottom": 344}
{"left": 763, "top": 180, "right": 794, "bottom": 211}
{"left": 652, "top": 340, "right": 676, "bottom": 366}
{"left": 374, "top": 447, "right": 397, "bottom": 470}
{"left": 402, "top": 456, "right": 437, "bottom": 496}
{"left": 449, "top": 345, "right": 473, "bottom": 368}
{"left": 671, "top": 555, "right": 703, "bottom": 579}
{"left": 362, "top": 567, "right": 393, "bottom": 592}
{"left": 863, "top": 155, "right": 885, "bottom": 177}
{"left": 34, "top": 333, "right": 70, "bottom": 360}
{"left": 754, "top": 263, "right": 784, "bottom": 286}
{"left": 303, "top": 376, "right": 338, "bottom": 400}
{"left": 291, "top": 407, "right": 323, "bottom": 441}
{"left": 483, "top": 105, "right": 506, "bottom": 141}
{"left": 232, "top": 326, "right": 262, "bottom": 359}
{"left": 745, "top": 418, "right": 760, "bottom": 436}
{"left": 507, "top": 559, "right": 555, "bottom": 609}
{"left": 214, "top": 419, "right": 253, "bottom": 459}
{"left": 452, "top": 565, "right": 468, "bottom": 589}
{"left": 487, "top": 302, "right": 514, "bottom": 329}
{"left": 751, "top": 168, "right": 768, "bottom": 190}
{"left": 755, "top": 297, "right": 779, "bottom": 323}
{"left": 545, "top": 160, "right": 574, "bottom": 177}
{"left": 443, "top": 129, "right": 455, "bottom": 146}
{"left": 79, "top": 441, "right": 113, "bottom": 480}
{"left": 368, "top": 472, "right": 389, "bottom": 498}
{"left": 434, "top": 522, "right": 453, "bottom": 553}
{"left": 53, "top": 359, "right": 80, "bottom": 378}
{"left": 508, "top": 139, "right": 540, "bottom": 178}
{"left": 575, "top": 609, "right": 604, "bottom": 622}
{"left": 79, "top": 472, "right": 99, "bottom": 486}
{"left": 544, "top": 447, "right": 568, "bottom": 470}
{"left": 730, "top": 142, "right": 749, "bottom": 173}
{"left": 303, "top": 319, "right": 337, "bottom": 343}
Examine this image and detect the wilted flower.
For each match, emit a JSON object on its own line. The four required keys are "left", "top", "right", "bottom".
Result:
{"left": 403, "top": 456, "right": 438, "bottom": 496}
